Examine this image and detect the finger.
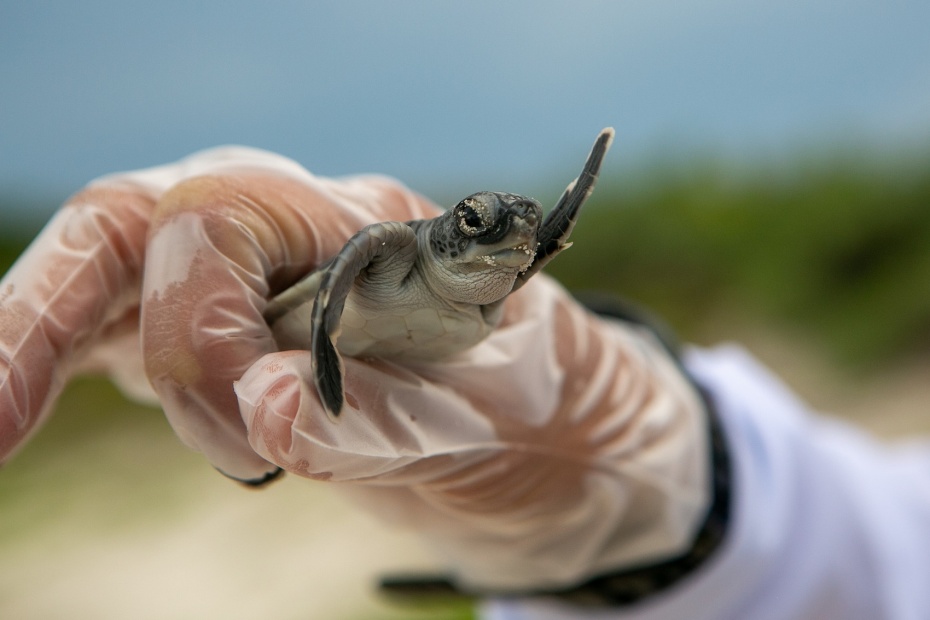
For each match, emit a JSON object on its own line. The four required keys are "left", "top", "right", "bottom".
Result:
{"left": 239, "top": 275, "right": 706, "bottom": 493}
{"left": 234, "top": 278, "right": 615, "bottom": 483}
{"left": 141, "top": 168, "right": 438, "bottom": 482}
{"left": 239, "top": 276, "right": 712, "bottom": 594}
{"left": 234, "top": 283, "right": 576, "bottom": 484}
{"left": 0, "top": 185, "right": 155, "bottom": 463}
{"left": 0, "top": 147, "right": 313, "bottom": 463}
{"left": 235, "top": 349, "right": 499, "bottom": 482}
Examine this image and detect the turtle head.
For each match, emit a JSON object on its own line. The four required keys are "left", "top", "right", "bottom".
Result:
{"left": 422, "top": 191, "right": 543, "bottom": 305}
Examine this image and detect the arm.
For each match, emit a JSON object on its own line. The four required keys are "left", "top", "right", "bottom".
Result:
{"left": 484, "top": 346, "right": 930, "bottom": 619}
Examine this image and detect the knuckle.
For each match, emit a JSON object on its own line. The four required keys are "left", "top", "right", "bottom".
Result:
{"left": 151, "top": 175, "right": 242, "bottom": 225}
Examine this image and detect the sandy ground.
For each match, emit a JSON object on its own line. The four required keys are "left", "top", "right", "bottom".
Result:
{"left": 0, "top": 331, "right": 927, "bottom": 619}
{"left": 0, "top": 475, "right": 448, "bottom": 620}
{"left": 0, "top": 387, "right": 457, "bottom": 620}
{"left": 17, "top": 488, "right": 476, "bottom": 619}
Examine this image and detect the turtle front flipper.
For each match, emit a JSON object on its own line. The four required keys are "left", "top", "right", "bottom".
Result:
{"left": 311, "top": 221, "right": 419, "bottom": 418}
{"left": 513, "top": 127, "right": 614, "bottom": 291}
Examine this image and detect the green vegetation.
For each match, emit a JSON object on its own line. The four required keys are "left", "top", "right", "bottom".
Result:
{"left": 0, "top": 230, "right": 31, "bottom": 272}
{"left": 547, "top": 152, "right": 930, "bottom": 367}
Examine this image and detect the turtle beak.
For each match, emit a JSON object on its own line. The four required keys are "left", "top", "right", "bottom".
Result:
{"left": 510, "top": 199, "right": 540, "bottom": 232}
{"left": 506, "top": 199, "right": 541, "bottom": 245}
{"left": 508, "top": 214, "right": 538, "bottom": 245}
{"left": 479, "top": 196, "right": 541, "bottom": 245}
{"left": 482, "top": 199, "right": 542, "bottom": 269}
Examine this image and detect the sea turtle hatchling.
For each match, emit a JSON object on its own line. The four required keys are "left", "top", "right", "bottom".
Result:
{"left": 264, "top": 127, "right": 614, "bottom": 418}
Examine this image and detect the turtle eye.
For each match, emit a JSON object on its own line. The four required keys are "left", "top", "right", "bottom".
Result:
{"left": 462, "top": 206, "right": 483, "bottom": 229}
{"left": 455, "top": 201, "right": 488, "bottom": 236}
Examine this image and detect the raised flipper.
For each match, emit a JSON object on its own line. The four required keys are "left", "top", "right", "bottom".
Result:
{"left": 309, "top": 221, "right": 419, "bottom": 418}
{"left": 512, "top": 127, "right": 614, "bottom": 291}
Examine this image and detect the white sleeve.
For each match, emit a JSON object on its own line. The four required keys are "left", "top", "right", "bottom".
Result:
{"left": 481, "top": 345, "right": 930, "bottom": 620}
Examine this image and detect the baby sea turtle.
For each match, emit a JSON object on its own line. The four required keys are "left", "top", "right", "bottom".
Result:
{"left": 265, "top": 128, "right": 614, "bottom": 418}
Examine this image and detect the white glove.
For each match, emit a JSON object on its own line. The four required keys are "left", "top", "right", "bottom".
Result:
{"left": 0, "top": 147, "right": 711, "bottom": 593}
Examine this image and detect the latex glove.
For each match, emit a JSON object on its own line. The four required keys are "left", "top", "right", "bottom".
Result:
{"left": 239, "top": 276, "right": 711, "bottom": 591}
{"left": 0, "top": 147, "right": 711, "bottom": 592}
{"left": 0, "top": 146, "right": 437, "bottom": 481}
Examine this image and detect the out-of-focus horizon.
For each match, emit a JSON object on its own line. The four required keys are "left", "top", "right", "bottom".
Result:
{"left": 2, "top": 1, "right": 930, "bottom": 228}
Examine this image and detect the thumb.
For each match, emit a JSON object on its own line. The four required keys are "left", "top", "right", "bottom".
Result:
{"left": 235, "top": 350, "right": 500, "bottom": 483}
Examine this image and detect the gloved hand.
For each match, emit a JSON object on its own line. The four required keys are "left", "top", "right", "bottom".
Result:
{"left": 0, "top": 147, "right": 711, "bottom": 594}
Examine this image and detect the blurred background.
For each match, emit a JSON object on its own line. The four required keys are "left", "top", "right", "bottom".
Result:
{"left": 1, "top": 2, "right": 929, "bottom": 618}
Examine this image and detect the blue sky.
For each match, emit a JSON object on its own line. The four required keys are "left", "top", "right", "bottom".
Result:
{"left": 2, "top": 1, "right": 929, "bottom": 223}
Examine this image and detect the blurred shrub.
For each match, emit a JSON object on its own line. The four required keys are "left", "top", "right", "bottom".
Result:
{"left": 0, "top": 232, "right": 27, "bottom": 272}
{"left": 0, "top": 191, "right": 48, "bottom": 271}
{"left": 548, "top": 153, "right": 930, "bottom": 366}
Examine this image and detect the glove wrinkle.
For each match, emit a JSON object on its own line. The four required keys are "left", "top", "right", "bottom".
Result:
{"left": 1, "top": 186, "right": 153, "bottom": 464}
